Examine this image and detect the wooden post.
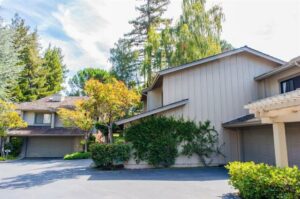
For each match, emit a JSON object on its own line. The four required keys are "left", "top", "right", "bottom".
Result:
{"left": 51, "top": 113, "right": 55, "bottom": 128}
{"left": 272, "top": 122, "right": 289, "bottom": 167}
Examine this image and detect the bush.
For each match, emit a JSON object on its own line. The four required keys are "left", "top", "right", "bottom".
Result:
{"left": 226, "top": 162, "right": 300, "bottom": 199}
{"left": 0, "top": 157, "right": 4, "bottom": 161}
{"left": 89, "top": 143, "right": 131, "bottom": 169}
{"left": 4, "top": 137, "right": 23, "bottom": 157}
{"left": 125, "top": 116, "right": 220, "bottom": 167}
{"left": 64, "top": 152, "right": 91, "bottom": 160}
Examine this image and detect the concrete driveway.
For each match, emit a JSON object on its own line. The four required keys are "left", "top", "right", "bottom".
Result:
{"left": 0, "top": 159, "right": 238, "bottom": 199}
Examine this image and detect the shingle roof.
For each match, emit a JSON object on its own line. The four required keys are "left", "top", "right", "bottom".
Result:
{"left": 8, "top": 126, "right": 84, "bottom": 136}
{"left": 16, "top": 95, "right": 86, "bottom": 112}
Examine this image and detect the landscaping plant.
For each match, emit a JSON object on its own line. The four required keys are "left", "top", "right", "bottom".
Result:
{"left": 125, "top": 116, "right": 221, "bottom": 167}
{"left": 58, "top": 100, "right": 94, "bottom": 152}
{"left": 64, "top": 152, "right": 91, "bottom": 160}
{"left": 89, "top": 143, "right": 131, "bottom": 169}
{"left": 0, "top": 100, "right": 27, "bottom": 157}
{"left": 226, "top": 161, "right": 300, "bottom": 199}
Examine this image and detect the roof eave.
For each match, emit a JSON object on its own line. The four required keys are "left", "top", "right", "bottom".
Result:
{"left": 116, "top": 99, "right": 189, "bottom": 125}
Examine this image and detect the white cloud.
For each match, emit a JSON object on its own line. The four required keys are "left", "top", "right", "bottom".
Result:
{"left": 52, "top": 0, "right": 138, "bottom": 72}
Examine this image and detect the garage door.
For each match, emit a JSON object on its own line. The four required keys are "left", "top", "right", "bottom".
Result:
{"left": 286, "top": 123, "right": 300, "bottom": 167}
{"left": 241, "top": 125, "right": 276, "bottom": 165}
{"left": 26, "top": 137, "right": 75, "bottom": 158}
{"left": 241, "top": 123, "right": 300, "bottom": 167}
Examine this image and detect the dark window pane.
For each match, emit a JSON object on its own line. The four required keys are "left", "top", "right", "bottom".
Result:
{"left": 35, "top": 113, "right": 44, "bottom": 124}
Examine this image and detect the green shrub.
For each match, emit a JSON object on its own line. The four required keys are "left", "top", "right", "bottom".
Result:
{"left": 0, "top": 157, "right": 5, "bottom": 161}
{"left": 4, "top": 137, "right": 23, "bottom": 157}
{"left": 89, "top": 143, "right": 131, "bottom": 169}
{"left": 226, "top": 162, "right": 300, "bottom": 199}
{"left": 64, "top": 152, "right": 91, "bottom": 160}
{"left": 125, "top": 116, "right": 220, "bottom": 167}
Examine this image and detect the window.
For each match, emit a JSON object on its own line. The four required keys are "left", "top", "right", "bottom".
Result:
{"left": 280, "top": 75, "right": 300, "bottom": 93}
{"left": 35, "top": 113, "right": 51, "bottom": 124}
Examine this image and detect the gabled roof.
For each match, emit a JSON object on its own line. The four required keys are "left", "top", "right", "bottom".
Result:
{"left": 115, "top": 99, "right": 189, "bottom": 125}
{"left": 143, "top": 46, "right": 285, "bottom": 93}
{"left": 17, "top": 95, "right": 87, "bottom": 112}
{"left": 255, "top": 56, "right": 300, "bottom": 80}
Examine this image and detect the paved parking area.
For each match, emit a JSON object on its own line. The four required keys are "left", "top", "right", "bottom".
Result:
{"left": 0, "top": 159, "right": 238, "bottom": 199}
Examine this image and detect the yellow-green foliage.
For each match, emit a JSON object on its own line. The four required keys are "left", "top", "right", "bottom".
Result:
{"left": 64, "top": 152, "right": 91, "bottom": 160}
{"left": 226, "top": 162, "right": 300, "bottom": 199}
{"left": 0, "top": 100, "right": 27, "bottom": 136}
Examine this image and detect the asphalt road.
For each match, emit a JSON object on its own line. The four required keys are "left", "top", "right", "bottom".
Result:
{"left": 0, "top": 159, "right": 238, "bottom": 199}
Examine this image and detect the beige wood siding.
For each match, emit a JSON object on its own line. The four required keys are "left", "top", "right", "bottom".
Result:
{"left": 161, "top": 53, "right": 278, "bottom": 163}
{"left": 147, "top": 87, "right": 162, "bottom": 111}
{"left": 258, "top": 67, "right": 300, "bottom": 98}
{"left": 55, "top": 113, "right": 64, "bottom": 127}
{"left": 23, "top": 111, "right": 35, "bottom": 125}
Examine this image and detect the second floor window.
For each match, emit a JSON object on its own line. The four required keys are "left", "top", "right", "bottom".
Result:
{"left": 281, "top": 75, "right": 300, "bottom": 93}
{"left": 35, "top": 113, "right": 51, "bottom": 124}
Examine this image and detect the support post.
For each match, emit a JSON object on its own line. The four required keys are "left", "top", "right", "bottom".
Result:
{"left": 272, "top": 122, "right": 289, "bottom": 167}
{"left": 51, "top": 113, "right": 55, "bottom": 128}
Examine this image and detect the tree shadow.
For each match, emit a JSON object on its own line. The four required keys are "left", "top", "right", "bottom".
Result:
{"left": 0, "top": 166, "right": 231, "bottom": 190}
{"left": 220, "top": 193, "right": 240, "bottom": 199}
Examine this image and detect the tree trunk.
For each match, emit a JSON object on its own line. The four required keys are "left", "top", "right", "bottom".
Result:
{"left": 0, "top": 137, "right": 3, "bottom": 157}
{"left": 84, "top": 131, "right": 88, "bottom": 152}
{"left": 108, "top": 123, "right": 113, "bottom": 144}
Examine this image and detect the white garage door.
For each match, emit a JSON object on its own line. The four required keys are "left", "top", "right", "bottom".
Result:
{"left": 26, "top": 137, "right": 75, "bottom": 158}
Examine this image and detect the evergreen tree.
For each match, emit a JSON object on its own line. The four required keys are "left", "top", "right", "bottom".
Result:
{"left": 68, "top": 68, "right": 111, "bottom": 96}
{"left": 43, "top": 45, "right": 67, "bottom": 96}
{"left": 126, "top": 0, "right": 170, "bottom": 86}
{"left": 10, "top": 15, "right": 46, "bottom": 102}
{"left": 109, "top": 39, "right": 139, "bottom": 87}
{"left": 0, "top": 23, "right": 23, "bottom": 100}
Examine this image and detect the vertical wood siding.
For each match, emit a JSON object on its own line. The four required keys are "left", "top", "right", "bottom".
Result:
{"left": 258, "top": 67, "right": 300, "bottom": 98}
{"left": 161, "top": 53, "right": 278, "bottom": 163}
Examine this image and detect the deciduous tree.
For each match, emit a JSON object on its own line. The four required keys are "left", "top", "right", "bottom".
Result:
{"left": 84, "top": 78, "right": 140, "bottom": 143}
{"left": 0, "top": 100, "right": 27, "bottom": 156}
{"left": 58, "top": 100, "right": 94, "bottom": 152}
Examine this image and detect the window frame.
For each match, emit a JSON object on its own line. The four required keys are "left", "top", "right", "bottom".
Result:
{"left": 34, "top": 113, "right": 52, "bottom": 125}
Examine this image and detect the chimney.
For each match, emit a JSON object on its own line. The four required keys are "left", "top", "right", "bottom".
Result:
{"left": 49, "top": 93, "right": 65, "bottom": 102}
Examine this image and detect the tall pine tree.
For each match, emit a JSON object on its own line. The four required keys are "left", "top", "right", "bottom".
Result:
{"left": 126, "top": 0, "right": 170, "bottom": 86}
{"left": 109, "top": 39, "right": 139, "bottom": 87}
{"left": 43, "top": 45, "right": 67, "bottom": 97}
{"left": 0, "top": 22, "right": 23, "bottom": 100}
{"left": 8, "top": 15, "right": 66, "bottom": 102}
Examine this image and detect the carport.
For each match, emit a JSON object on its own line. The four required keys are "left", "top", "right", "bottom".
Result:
{"left": 245, "top": 89, "right": 300, "bottom": 167}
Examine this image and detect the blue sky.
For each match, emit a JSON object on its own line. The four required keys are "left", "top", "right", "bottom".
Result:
{"left": 0, "top": 0, "right": 299, "bottom": 78}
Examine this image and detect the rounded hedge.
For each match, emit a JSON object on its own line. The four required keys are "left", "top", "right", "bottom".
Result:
{"left": 89, "top": 143, "right": 131, "bottom": 169}
{"left": 226, "top": 161, "right": 300, "bottom": 199}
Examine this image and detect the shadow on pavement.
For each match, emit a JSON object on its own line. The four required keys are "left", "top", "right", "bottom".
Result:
{"left": 0, "top": 165, "right": 230, "bottom": 189}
